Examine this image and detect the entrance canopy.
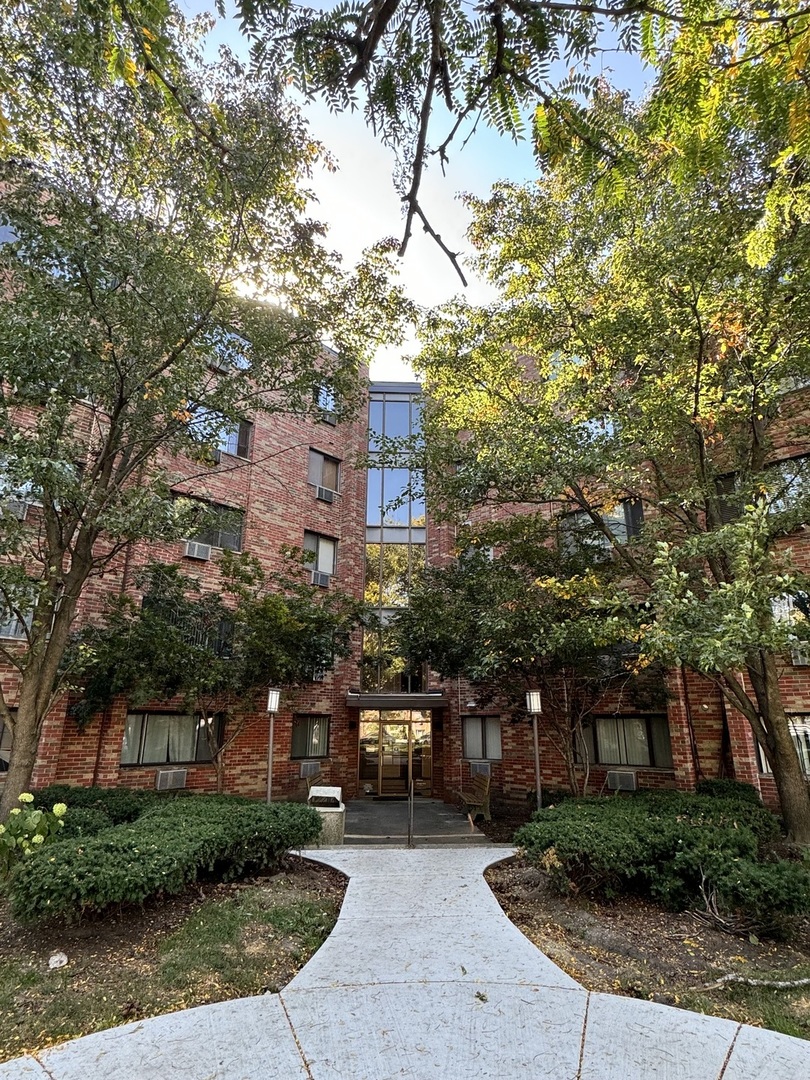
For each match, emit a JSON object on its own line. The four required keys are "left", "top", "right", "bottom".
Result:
{"left": 345, "top": 692, "right": 447, "bottom": 710}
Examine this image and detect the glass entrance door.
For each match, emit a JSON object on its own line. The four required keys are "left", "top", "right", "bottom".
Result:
{"left": 358, "top": 710, "right": 432, "bottom": 795}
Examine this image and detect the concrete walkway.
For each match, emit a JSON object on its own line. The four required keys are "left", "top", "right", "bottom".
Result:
{"left": 2, "top": 848, "right": 809, "bottom": 1079}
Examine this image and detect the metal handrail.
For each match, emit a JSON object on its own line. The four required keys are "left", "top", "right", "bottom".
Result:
{"left": 407, "top": 778, "right": 415, "bottom": 848}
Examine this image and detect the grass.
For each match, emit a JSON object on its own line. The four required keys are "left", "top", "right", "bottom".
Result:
{"left": 0, "top": 865, "right": 344, "bottom": 1063}
{"left": 680, "top": 964, "right": 810, "bottom": 1041}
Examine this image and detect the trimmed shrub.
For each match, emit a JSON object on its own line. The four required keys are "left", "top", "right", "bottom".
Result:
{"left": 695, "top": 779, "right": 763, "bottom": 805}
{"left": 515, "top": 793, "right": 810, "bottom": 930}
{"left": 9, "top": 797, "right": 322, "bottom": 922}
{"left": 34, "top": 785, "right": 157, "bottom": 825}
{"left": 57, "top": 807, "right": 114, "bottom": 841}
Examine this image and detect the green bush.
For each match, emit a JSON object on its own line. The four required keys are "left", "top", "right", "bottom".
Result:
{"left": 515, "top": 792, "right": 809, "bottom": 931}
{"left": 9, "top": 797, "right": 322, "bottom": 922}
{"left": 57, "top": 807, "right": 114, "bottom": 841}
{"left": 34, "top": 785, "right": 156, "bottom": 824}
{"left": 695, "top": 779, "right": 763, "bottom": 805}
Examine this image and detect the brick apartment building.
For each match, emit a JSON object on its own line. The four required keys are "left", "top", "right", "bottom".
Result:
{"left": 1, "top": 379, "right": 809, "bottom": 814}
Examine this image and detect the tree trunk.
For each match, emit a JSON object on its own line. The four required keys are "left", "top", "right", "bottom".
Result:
{"left": 749, "top": 653, "right": 810, "bottom": 845}
{"left": 0, "top": 707, "right": 40, "bottom": 819}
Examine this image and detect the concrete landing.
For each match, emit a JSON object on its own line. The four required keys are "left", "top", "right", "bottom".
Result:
{"left": 343, "top": 796, "right": 495, "bottom": 845}
{"left": 2, "top": 848, "right": 808, "bottom": 1079}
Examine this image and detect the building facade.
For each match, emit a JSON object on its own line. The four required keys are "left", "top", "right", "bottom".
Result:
{"left": 1, "top": 379, "right": 809, "bottom": 814}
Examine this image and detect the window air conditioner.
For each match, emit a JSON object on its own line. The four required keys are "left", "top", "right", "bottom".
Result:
{"left": 211, "top": 448, "right": 222, "bottom": 465}
{"left": 155, "top": 768, "right": 187, "bottom": 791}
{"left": 470, "top": 761, "right": 491, "bottom": 778}
{"left": 184, "top": 540, "right": 212, "bottom": 561}
{"left": 792, "top": 645, "right": 810, "bottom": 666}
{"left": 316, "top": 486, "right": 335, "bottom": 503}
{"left": 606, "top": 770, "right": 638, "bottom": 792}
{"left": 311, "top": 571, "right": 331, "bottom": 587}
{"left": 300, "top": 760, "right": 321, "bottom": 779}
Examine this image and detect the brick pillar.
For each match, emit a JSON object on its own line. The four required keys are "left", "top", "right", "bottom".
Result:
{"left": 665, "top": 669, "right": 698, "bottom": 790}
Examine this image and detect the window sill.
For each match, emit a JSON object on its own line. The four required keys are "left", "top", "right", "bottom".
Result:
{"left": 119, "top": 761, "right": 214, "bottom": 768}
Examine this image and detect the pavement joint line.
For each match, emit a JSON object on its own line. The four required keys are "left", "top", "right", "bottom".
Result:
{"left": 575, "top": 992, "right": 591, "bottom": 1080}
{"left": 279, "top": 993, "right": 314, "bottom": 1080}
{"left": 284, "top": 980, "right": 587, "bottom": 993}
{"left": 30, "top": 1055, "right": 56, "bottom": 1080}
{"left": 715, "top": 1023, "right": 743, "bottom": 1080}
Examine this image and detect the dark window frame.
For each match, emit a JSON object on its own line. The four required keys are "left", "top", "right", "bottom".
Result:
{"left": 120, "top": 711, "right": 224, "bottom": 766}
{"left": 187, "top": 503, "right": 245, "bottom": 552}
{"left": 291, "top": 713, "right": 331, "bottom": 759}
{"left": 308, "top": 449, "right": 341, "bottom": 494}
{"left": 580, "top": 714, "right": 673, "bottom": 769}
{"left": 461, "top": 715, "right": 503, "bottom": 761}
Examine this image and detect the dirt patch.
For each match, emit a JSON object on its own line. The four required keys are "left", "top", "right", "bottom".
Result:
{"left": 0, "top": 856, "right": 346, "bottom": 1062}
{"left": 486, "top": 858, "right": 810, "bottom": 1039}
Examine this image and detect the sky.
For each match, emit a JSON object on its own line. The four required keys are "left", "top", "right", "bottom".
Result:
{"left": 179, "top": 2, "right": 651, "bottom": 380}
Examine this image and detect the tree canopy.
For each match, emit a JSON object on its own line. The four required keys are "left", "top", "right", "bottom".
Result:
{"left": 239, "top": 0, "right": 810, "bottom": 277}
{"left": 0, "top": 0, "right": 404, "bottom": 815}
{"left": 411, "top": 89, "right": 810, "bottom": 840}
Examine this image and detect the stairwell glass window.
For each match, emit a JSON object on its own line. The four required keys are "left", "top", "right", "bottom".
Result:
{"left": 308, "top": 450, "right": 340, "bottom": 497}
{"left": 304, "top": 532, "right": 337, "bottom": 584}
{"left": 462, "top": 716, "right": 502, "bottom": 760}
{"left": 291, "top": 714, "right": 330, "bottom": 759}
{"left": 120, "top": 712, "right": 223, "bottom": 765}
{"left": 580, "top": 715, "right": 673, "bottom": 768}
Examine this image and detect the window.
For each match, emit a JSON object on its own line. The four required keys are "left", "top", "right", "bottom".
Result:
{"left": 771, "top": 592, "right": 810, "bottom": 664}
{"left": 291, "top": 714, "right": 330, "bottom": 759}
{"left": 0, "top": 607, "right": 32, "bottom": 640}
{"left": 317, "top": 385, "right": 337, "bottom": 423}
{"left": 187, "top": 504, "right": 244, "bottom": 552}
{"left": 0, "top": 710, "right": 13, "bottom": 773}
{"left": 581, "top": 715, "right": 673, "bottom": 768}
{"left": 308, "top": 450, "right": 340, "bottom": 495}
{"left": 462, "top": 716, "right": 502, "bottom": 760}
{"left": 304, "top": 532, "right": 337, "bottom": 582}
{"left": 217, "top": 420, "right": 252, "bottom": 459}
{"left": 757, "top": 716, "right": 810, "bottom": 776}
{"left": 560, "top": 501, "right": 643, "bottom": 556}
{"left": 120, "top": 712, "right": 222, "bottom": 765}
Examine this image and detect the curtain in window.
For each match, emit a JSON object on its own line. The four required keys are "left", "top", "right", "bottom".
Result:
{"left": 168, "top": 715, "right": 196, "bottom": 762}
{"left": 120, "top": 714, "right": 144, "bottom": 764}
{"left": 141, "top": 713, "right": 169, "bottom": 763}
{"left": 622, "top": 717, "right": 650, "bottom": 766}
{"left": 484, "top": 717, "right": 502, "bottom": 759}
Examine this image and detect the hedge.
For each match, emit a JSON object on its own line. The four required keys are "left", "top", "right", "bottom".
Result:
{"left": 34, "top": 785, "right": 158, "bottom": 825}
{"left": 515, "top": 792, "right": 810, "bottom": 931}
{"left": 9, "top": 797, "right": 322, "bottom": 923}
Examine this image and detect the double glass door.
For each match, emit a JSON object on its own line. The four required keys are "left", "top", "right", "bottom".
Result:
{"left": 359, "top": 710, "right": 432, "bottom": 796}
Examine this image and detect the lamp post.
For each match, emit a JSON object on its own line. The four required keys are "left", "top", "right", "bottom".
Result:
{"left": 266, "top": 688, "right": 281, "bottom": 805}
{"left": 525, "top": 690, "right": 543, "bottom": 812}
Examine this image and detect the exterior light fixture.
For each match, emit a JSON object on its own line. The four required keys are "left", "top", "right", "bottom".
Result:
{"left": 266, "top": 689, "right": 282, "bottom": 804}
{"left": 525, "top": 691, "right": 543, "bottom": 812}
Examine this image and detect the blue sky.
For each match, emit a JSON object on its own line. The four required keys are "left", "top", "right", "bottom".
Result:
{"left": 178, "top": 2, "right": 651, "bottom": 378}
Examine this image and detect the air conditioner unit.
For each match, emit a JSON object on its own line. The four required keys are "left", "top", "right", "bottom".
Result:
{"left": 155, "top": 768, "right": 187, "bottom": 791}
{"left": 184, "top": 540, "right": 211, "bottom": 561}
{"left": 211, "top": 448, "right": 222, "bottom": 465}
{"left": 300, "top": 760, "right": 321, "bottom": 779}
{"left": 311, "top": 570, "right": 331, "bottom": 587}
{"left": 470, "top": 761, "right": 491, "bottom": 778}
{"left": 5, "top": 499, "right": 29, "bottom": 521}
{"left": 792, "top": 645, "right": 810, "bottom": 666}
{"left": 316, "top": 486, "right": 335, "bottom": 503}
{"left": 606, "top": 770, "right": 638, "bottom": 792}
